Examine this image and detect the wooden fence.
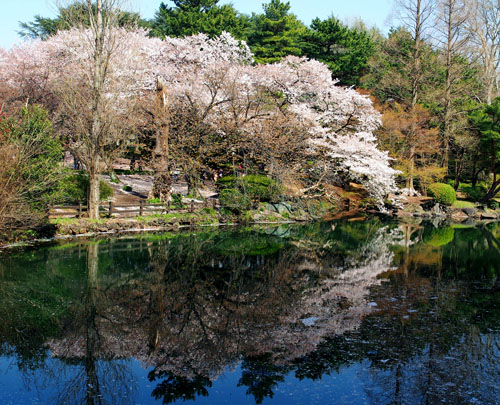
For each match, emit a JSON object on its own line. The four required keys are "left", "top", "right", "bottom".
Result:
{"left": 49, "top": 199, "right": 218, "bottom": 219}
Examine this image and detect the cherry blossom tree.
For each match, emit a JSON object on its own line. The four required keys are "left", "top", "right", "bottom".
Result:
{"left": 1, "top": 26, "right": 397, "bottom": 209}
{"left": 254, "top": 56, "right": 399, "bottom": 206}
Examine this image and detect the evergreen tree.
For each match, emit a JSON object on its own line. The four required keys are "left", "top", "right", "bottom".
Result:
{"left": 301, "top": 17, "right": 374, "bottom": 86}
{"left": 468, "top": 98, "right": 500, "bottom": 202}
{"left": 149, "top": 0, "right": 249, "bottom": 39}
{"left": 247, "top": 0, "right": 306, "bottom": 64}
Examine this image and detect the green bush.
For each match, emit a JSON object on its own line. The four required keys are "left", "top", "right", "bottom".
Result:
{"left": 218, "top": 189, "right": 252, "bottom": 212}
{"left": 100, "top": 181, "right": 114, "bottom": 200}
{"left": 215, "top": 175, "right": 238, "bottom": 189}
{"left": 170, "top": 193, "right": 185, "bottom": 208}
{"left": 462, "top": 185, "right": 486, "bottom": 202}
{"left": 216, "top": 175, "right": 282, "bottom": 204}
{"left": 59, "top": 173, "right": 113, "bottom": 203}
{"left": 428, "top": 183, "right": 456, "bottom": 206}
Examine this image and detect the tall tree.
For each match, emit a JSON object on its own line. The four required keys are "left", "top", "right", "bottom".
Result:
{"left": 433, "top": 0, "right": 471, "bottom": 168}
{"left": 18, "top": 1, "right": 143, "bottom": 40}
{"left": 247, "top": 0, "right": 306, "bottom": 64}
{"left": 50, "top": 0, "right": 140, "bottom": 219}
{"left": 362, "top": 27, "right": 442, "bottom": 192}
{"left": 468, "top": 98, "right": 500, "bottom": 202}
{"left": 149, "top": 0, "right": 249, "bottom": 39}
{"left": 150, "top": 78, "right": 171, "bottom": 202}
{"left": 301, "top": 17, "right": 374, "bottom": 86}
{"left": 465, "top": 0, "right": 500, "bottom": 104}
{"left": 394, "top": 0, "right": 434, "bottom": 108}
{"left": 392, "top": 0, "right": 435, "bottom": 192}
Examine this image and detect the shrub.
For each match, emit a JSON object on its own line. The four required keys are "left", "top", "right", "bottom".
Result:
{"left": 428, "top": 183, "right": 456, "bottom": 206}
{"left": 216, "top": 175, "right": 282, "bottom": 204}
{"left": 218, "top": 189, "right": 252, "bottom": 212}
{"left": 215, "top": 175, "right": 237, "bottom": 190}
{"left": 100, "top": 181, "right": 114, "bottom": 200}
{"left": 462, "top": 185, "right": 486, "bottom": 202}
{"left": 171, "top": 193, "right": 185, "bottom": 208}
{"left": 59, "top": 173, "right": 114, "bottom": 203}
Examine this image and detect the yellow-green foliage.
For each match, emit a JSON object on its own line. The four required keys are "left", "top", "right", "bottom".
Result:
{"left": 428, "top": 183, "right": 456, "bottom": 206}
{"left": 424, "top": 227, "right": 455, "bottom": 247}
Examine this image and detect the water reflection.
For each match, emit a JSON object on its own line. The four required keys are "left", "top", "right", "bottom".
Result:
{"left": 0, "top": 220, "right": 499, "bottom": 404}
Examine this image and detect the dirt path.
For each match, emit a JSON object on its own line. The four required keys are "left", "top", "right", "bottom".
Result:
{"left": 102, "top": 174, "right": 217, "bottom": 205}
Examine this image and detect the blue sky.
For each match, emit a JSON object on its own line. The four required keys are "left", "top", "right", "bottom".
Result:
{"left": 1, "top": 0, "right": 394, "bottom": 49}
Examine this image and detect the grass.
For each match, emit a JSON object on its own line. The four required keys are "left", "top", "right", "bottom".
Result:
{"left": 50, "top": 218, "right": 80, "bottom": 225}
{"left": 452, "top": 200, "right": 475, "bottom": 209}
{"left": 147, "top": 197, "right": 162, "bottom": 204}
{"left": 50, "top": 217, "right": 107, "bottom": 225}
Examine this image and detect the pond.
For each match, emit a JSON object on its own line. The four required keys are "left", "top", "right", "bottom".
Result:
{"left": 0, "top": 219, "right": 499, "bottom": 404}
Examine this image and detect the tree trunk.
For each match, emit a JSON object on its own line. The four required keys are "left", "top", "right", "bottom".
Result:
{"left": 88, "top": 0, "right": 103, "bottom": 221}
{"left": 481, "top": 180, "right": 500, "bottom": 203}
{"left": 453, "top": 149, "right": 465, "bottom": 190}
{"left": 407, "top": 145, "right": 416, "bottom": 192}
{"left": 186, "top": 172, "right": 200, "bottom": 197}
{"left": 150, "top": 77, "right": 171, "bottom": 202}
{"left": 442, "top": 1, "right": 453, "bottom": 170}
{"left": 88, "top": 171, "right": 100, "bottom": 219}
{"left": 407, "top": 0, "right": 423, "bottom": 195}
{"left": 471, "top": 159, "right": 479, "bottom": 187}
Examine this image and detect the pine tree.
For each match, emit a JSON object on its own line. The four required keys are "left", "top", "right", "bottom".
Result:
{"left": 149, "top": 0, "right": 249, "bottom": 39}
{"left": 247, "top": 0, "right": 306, "bottom": 64}
{"left": 301, "top": 17, "right": 374, "bottom": 86}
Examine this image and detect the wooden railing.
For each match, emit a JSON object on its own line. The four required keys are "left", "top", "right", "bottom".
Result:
{"left": 49, "top": 199, "right": 218, "bottom": 219}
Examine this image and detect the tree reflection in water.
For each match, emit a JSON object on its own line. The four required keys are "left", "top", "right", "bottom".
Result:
{"left": 0, "top": 220, "right": 499, "bottom": 404}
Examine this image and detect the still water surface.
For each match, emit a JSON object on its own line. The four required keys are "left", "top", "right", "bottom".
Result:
{"left": 0, "top": 219, "right": 499, "bottom": 404}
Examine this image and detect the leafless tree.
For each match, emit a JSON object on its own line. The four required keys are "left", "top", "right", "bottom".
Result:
{"left": 433, "top": 0, "right": 471, "bottom": 168}
{"left": 393, "top": 0, "right": 435, "bottom": 191}
{"left": 56, "top": 0, "right": 136, "bottom": 219}
{"left": 465, "top": 0, "right": 500, "bottom": 104}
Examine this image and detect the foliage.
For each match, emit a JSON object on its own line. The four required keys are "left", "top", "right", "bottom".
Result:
{"left": 217, "top": 175, "right": 282, "bottom": 205}
{"left": 488, "top": 200, "right": 499, "bottom": 210}
{"left": 428, "top": 183, "right": 457, "bottom": 205}
{"left": 301, "top": 17, "right": 374, "bottom": 86}
{"left": 2, "top": 106, "right": 65, "bottom": 208}
{"left": 171, "top": 193, "right": 185, "bottom": 208}
{"left": 462, "top": 184, "right": 486, "bottom": 202}
{"left": 218, "top": 189, "right": 252, "bottom": 213}
{"left": 18, "top": 1, "right": 144, "bottom": 40}
{"left": 246, "top": 0, "right": 306, "bottom": 64}
{"left": 468, "top": 98, "right": 500, "bottom": 202}
{"left": 149, "top": 0, "right": 248, "bottom": 39}
{"left": 361, "top": 28, "right": 441, "bottom": 105}
{"left": 3, "top": 25, "right": 397, "bottom": 211}
{"left": 379, "top": 101, "right": 442, "bottom": 191}
{"left": 0, "top": 105, "right": 65, "bottom": 236}
{"left": 59, "top": 173, "right": 113, "bottom": 203}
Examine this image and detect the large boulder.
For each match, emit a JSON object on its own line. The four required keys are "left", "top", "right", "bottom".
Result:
{"left": 481, "top": 210, "right": 498, "bottom": 219}
{"left": 462, "top": 207, "right": 476, "bottom": 217}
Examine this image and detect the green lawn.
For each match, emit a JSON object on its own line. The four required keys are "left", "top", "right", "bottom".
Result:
{"left": 452, "top": 200, "right": 475, "bottom": 209}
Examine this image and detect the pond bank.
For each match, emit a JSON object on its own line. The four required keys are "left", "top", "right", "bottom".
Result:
{"left": 2, "top": 196, "right": 499, "bottom": 249}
